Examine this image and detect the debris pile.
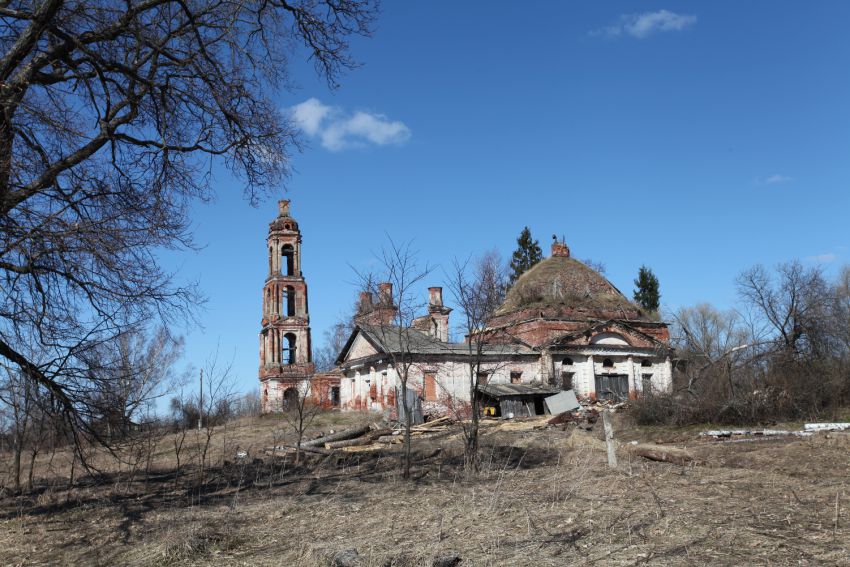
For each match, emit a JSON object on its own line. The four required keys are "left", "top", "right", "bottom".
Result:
{"left": 700, "top": 423, "right": 850, "bottom": 443}
{"left": 264, "top": 416, "right": 457, "bottom": 456}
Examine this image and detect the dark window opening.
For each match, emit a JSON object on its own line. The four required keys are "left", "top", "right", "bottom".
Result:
{"left": 510, "top": 371, "right": 522, "bottom": 384}
{"left": 282, "top": 286, "right": 296, "bottom": 317}
{"left": 282, "top": 244, "right": 295, "bottom": 276}
{"left": 560, "top": 371, "right": 575, "bottom": 390}
{"left": 562, "top": 357, "right": 573, "bottom": 366}
{"left": 330, "top": 386, "right": 340, "bottom": 406}
{"left": 641, "top": 359, "right": 652, "bottom": 368}
{"left": 283, "top": 387, "right": 298, "bottom": 410}
{"left": 282, "top": 333, "right": 297, "bottom": 365}
{"left": 641, "top": 374, "right": 653, "bottom": 394}
{"left": 602, "top": 358, "right": 614, "bottom": 368}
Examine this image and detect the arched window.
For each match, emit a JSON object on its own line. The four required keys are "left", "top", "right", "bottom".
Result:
{"left": 641, "top": 359, "right": 652, "bottom": 368}
{"left": 602, "top": 358, "right": 614, "bottom": 368}
{"left": 268, "top": 247, "right": 273, "bottom": 274}
{"left": 281, "top": 244, "right": 295, "bottom": 276}
{"left": 283, "top": 387, "right": 299, "bottom": 409}
{"left": 562, "top": 357, "right": 573, "bottom": 366}
{"left": 282, "top": 286, "right": 296, "bottom": 317}
{"left": 282, "top": 333, "right": 297, "bottom": 364}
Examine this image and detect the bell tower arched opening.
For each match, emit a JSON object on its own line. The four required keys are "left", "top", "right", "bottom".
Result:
{"left": 282, "top": 244, "right": 295, "bottom": 276}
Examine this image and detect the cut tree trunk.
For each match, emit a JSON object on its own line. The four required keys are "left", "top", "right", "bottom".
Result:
{"left": 626, "top": 443, "right": 695, "bottom": 466}
{"left": 300, "top": 424, "right": 372, "bottom": 448}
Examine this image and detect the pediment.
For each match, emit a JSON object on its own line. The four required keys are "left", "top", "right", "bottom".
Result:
{"left": 550, "top": 321, "right": 663, "bottom": 349}
{"left": 345, "top": 332, "right": 380, "bottom": 361}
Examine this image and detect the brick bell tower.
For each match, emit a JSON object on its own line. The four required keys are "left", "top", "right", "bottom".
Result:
{"left": 259, "top": 199, "right": 314, "bottom": 412}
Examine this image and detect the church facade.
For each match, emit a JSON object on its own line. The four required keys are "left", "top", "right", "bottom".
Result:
{"left": 335, "top": 240, "right": 673, "bottom": 414}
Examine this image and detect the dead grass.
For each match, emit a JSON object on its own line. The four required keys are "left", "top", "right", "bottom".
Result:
{"left": 1, "top": 412, "right": 849, "bottom": 565}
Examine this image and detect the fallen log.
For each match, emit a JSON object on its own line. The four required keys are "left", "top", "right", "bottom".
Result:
{"left": 263, "top": 445, "right": 334, "bottom": 456}
{"left": 418, "top": 416, "right": 452, "bottom": 428}
{"left": 625, "top": 443, "right": 695, "bottom": 466}
{"left": 300, "top": 424, "right": 372, "bottom": 448}
{"left": 326, "top": 437, "right": 374, "bottom": 449}
{"left": 804, "top": 423, "right": 850, "bottom": 432}
{"left": 701, "top": 429, "right": 813, "bottom": 438}
{"left": 325, "top": 428, "right": 392, "bottom": 449}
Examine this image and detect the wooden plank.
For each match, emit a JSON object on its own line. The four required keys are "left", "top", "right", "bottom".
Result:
{"left": 602, "top": 410, "right": 617, "bottom": 469}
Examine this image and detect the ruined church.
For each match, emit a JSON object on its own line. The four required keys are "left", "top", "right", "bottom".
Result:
{"left": 335, "top": 240, "right": 674, "bottom": 416}
{"left": 258, "top": 200, "right": 673, "bottom": 416}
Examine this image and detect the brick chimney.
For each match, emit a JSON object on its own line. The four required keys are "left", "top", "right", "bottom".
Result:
{"left": 358, "top": 291, "right": 373, "bottom": 314}
{"left": 426, "top": 286, "right": 451, "bottom": 342}
{"left": 551, "top": 239, "right": 570, "bottom": 258}
{"left": 354, "top": 282, "right": 397, "bottom": 326}
{"left": 378, "top": 282, "right": 393, "bottom": 305}
{"left": 428, "top": 287, "right": 443, "bottom": 308}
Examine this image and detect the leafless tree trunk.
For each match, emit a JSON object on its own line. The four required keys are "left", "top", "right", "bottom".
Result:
{"left": 0, "top": 0, "right": 378, "bottom": 448}
{"left": 355, "top": 238, "right": 431, "bottom": 479}
{"left": 280, "top": 381, "right": 324, "bottom": 465}
{"left": 446, "top": 250, "right": 507, "bottom": 474}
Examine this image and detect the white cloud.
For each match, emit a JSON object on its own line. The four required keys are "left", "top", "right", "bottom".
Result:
{"left": 807, "top": 253, "right": 837, "bottom": 264}
{"left": 288, "top": 98, "right": 411, "bottom": 151}
{"left": 592, "top": 10, "right": 697, "bottom": 39}
{"left": 756, "top": 174, "right": 793, "bottom": 186}
{"left": 290, "top": 98, "right": 332, "bottom": 137}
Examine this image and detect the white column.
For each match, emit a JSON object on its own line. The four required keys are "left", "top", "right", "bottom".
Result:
{"left": 627, "top": 355, "right": 636, "bottom": 396}
{"left": 586, "top": 355, "right": 595, "bottom": 397}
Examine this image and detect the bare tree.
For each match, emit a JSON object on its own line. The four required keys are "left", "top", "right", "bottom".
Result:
{"left": 184, "top": 349, "right": 237, "bottom": 491}
{"left": 354, "top": 238, "right": 431, "bottom": 479}
{"left": 446, "top": 249, "right": 508, "bottom": 473}
{"left": 314, "top": 318, "right": 354, "bottom": 372}
{"left": 831, "top": 266, "right": 850, "bottom": 355}
{"left": 0, "top": 0, "right": 378, "bottom": 443}
{"left": 80, "top": 326, "right": 184, "bottom": 442}
{"left": 0, "top": 365, "right": 34, "bottom": 492}
{"left": 279, "top": 381, "right": 323, "bottom": 465}
{"left": 670, "top": 303, "right": 750, "bottom": 395}
{"left": 736, "top": 261, "right": 829, "bottom": 358}
{"left": 582, "top": 258, "right": 607, "bottom": 275}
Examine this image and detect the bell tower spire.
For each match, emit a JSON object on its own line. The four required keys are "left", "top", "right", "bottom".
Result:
{"left": 259, "top": 199, "right": 314, "bottom": 412}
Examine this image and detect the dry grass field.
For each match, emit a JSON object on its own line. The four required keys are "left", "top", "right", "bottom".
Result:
{"left": 1, "top": 412, "right": 849, "bottom": 566}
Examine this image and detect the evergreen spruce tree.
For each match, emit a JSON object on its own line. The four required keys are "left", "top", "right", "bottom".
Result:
{"left": 508, "top": 227, "right": 544, "bottom": 285}
{"left": 633, "top": 265, "right": 661, "bottom": 313}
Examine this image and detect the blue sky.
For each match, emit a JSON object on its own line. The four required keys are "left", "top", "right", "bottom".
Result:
{"left": 166, "top": 2, "right": 850, "bottom": 396}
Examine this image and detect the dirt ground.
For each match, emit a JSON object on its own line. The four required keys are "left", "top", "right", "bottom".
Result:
{"left": 1, "top": 412, "right": 849, "bottom": 566}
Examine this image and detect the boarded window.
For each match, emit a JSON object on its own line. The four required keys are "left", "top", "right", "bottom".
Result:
{"left": 477, "top": 372, "right": 489, "bottom": 385}
{"left": 641, "top": 374, "right": 653, "bottom": 394}
{"left": 424, "top": 374, "right": 437, "bottom": 401}
{"left": 595, "top": 374, "right": 628, "bottom": 402}
{"left": 510, "top": 371, "right": 522, "bottom": 384}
